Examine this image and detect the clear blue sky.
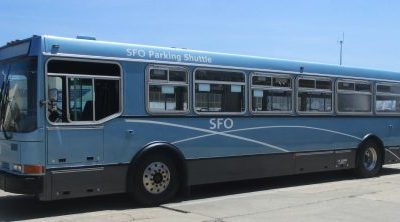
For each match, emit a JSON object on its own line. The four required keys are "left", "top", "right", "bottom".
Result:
{"left": 1, "top": 0, "right": 400, "bottom": 71}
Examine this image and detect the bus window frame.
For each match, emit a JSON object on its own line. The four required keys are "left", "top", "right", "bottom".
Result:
{"left": 193, "top": 67, "right": 247, "bottom": 116}
{"left": 145, "top": 64, "right": 190, "bottom": 115}
{"left": 296, "top": 76, "right": 334, "bottom": 115}
{"left": 249, "top": 72, "right": 294, "bottom": 115}
{"left": 375, "top": 82, "right": 400, "bottom": 115}
{"left": 45, "top": 57, "right": 123, "bottom": 126}
{"left": 336, "top": 78, "right": 373, "bottom": 115}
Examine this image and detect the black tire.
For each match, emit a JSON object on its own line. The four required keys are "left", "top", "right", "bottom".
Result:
{"left": 354, "top": 140, "right": 383, "bottom": 178}
{"left": 128, "top": 153, "right": 180, "bottom": 206}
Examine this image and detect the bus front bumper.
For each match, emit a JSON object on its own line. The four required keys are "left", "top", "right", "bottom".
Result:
{"left": 0, "top": 170, "right": 43, "bottom": 194}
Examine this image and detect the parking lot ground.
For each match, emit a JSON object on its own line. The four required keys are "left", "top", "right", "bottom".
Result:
{"left": 1, "top": 164, "right": 400, "bottom": 222}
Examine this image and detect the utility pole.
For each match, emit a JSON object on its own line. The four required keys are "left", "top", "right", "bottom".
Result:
{"left": 339, "top": 32, "right": 344, "bottom": 65}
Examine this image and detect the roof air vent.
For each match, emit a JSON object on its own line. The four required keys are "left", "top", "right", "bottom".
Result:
{"left": 76, "top": 36, "right": 96, "bottom": 40}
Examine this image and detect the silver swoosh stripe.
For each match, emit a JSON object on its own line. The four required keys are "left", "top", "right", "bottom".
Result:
{"left": 386, "top": 148, "right": 400, "bottom": 161}
{"left": 173, "top": 125, "right": 362, "bottom": 145}
{"left": 125, "top": 119, "right": 289, "bottom": 152}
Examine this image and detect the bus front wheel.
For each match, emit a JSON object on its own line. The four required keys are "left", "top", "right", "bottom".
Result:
{"left": 129, "top": 153, "right": 179, "bottom": 206}
{"left": 354, "top": 140, "right": 383, "bottom": 178}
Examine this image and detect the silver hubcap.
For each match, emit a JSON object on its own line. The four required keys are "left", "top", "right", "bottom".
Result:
{"left": 363, "top": 147, "right": 378, "bottom": 171}
{"left": 143, "top": 162, "right": 170, "bottom": 194}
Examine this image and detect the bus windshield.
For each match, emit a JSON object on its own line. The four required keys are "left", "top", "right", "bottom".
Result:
{"left": 0, "top": 57, "right": 37, "bottom": 137}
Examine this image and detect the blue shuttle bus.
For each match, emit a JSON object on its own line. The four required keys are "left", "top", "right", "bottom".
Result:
{"left": 0, "top": 35, "right": 400, "bottom": 205}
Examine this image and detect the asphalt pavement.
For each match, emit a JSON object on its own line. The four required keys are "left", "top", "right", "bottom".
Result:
{"left": 1, "top": 164, "right": 400, "bottom": 222}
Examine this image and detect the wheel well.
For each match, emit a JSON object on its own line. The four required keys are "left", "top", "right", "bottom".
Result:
{"left": 128, "top": 143, "right": 188, "bottom": 192}
{"left": 359, "top": 134, "right": 385, "bottom": 164}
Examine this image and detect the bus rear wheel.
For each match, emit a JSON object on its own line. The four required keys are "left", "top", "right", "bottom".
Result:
{"left": 129, "top": 153, "right": 179, "bottom": 206}
{"left": 354, "top": 140, "right": 383, "bottom": 178}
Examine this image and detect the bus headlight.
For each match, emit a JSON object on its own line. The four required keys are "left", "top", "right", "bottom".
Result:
{"left": 11, "top": 163, "right": 23, "bottom": 173}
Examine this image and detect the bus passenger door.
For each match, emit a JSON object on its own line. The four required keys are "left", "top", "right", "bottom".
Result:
{"left": 47, "top": 76, "right": 103, "bottom": 166}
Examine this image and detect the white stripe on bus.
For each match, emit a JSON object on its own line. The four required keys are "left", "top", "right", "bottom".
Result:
{"left": 172, "top": 125, "right": 362, "bottom": 145}
{"left": 386, "top": 149, "right": 400, "bottom": 161}
{"left": 125, "top": 119, "right": 289, "bottom": 152}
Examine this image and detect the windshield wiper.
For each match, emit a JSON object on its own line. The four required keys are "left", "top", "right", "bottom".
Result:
{"left": 0, "top": 71, "right": 12, "bottom": 139}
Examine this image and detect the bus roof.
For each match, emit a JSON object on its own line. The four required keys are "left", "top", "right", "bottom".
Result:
{"left": 2, "top": 35, "right": 400, "bottom": 81}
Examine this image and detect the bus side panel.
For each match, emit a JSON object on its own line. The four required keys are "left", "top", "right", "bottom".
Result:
{"left": 100, "top": 116, "right": 364, "bottom": 186}
{"left": 186, "top": 150, "right": 356, "bottom": 185}
{"left": 187, "top": 153, "right": 294, "bottom": 185}
{"left": 111, "top": 117, "right": 361, "bottom": 162}
{"left": 40, "top": 164, "right": 128, "bottom": 201}
{"left": 121, "top": 61, "right": 147, "bottom": 116}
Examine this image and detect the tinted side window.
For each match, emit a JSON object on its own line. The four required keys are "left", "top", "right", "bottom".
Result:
{"left": 68, "top": 78, "right": 94, "bottom": 121}
{"left": 338, "top": 94, "right": 371, "bottom": 112}
{"left": 95, "top": 79, "right": 120, "bottom": 120}
{"left": 195, "top": 69, "right": 245, "bottom": 113}
{"left": 337, "top": 80, "right": 372, "bottom": 113}
{"left": 195, "top": 70, "right": 245, "bottom": 82}
{"left": 376, "top": 83, "right": 400, "bottom": 113}
{"left": 48, "top": 76, "right": 67, "bottom": 122}
{"left": 147, "top": 66, "right": 189, "bottom": 113}
{"left": 297, "top": 78, "right": 333, "bottom": 113}
{"left": 47, "top": 60, "right": 121, "bottom": 123}
{"left": 251, "top": 74, "right": 292, "bottom": 113}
